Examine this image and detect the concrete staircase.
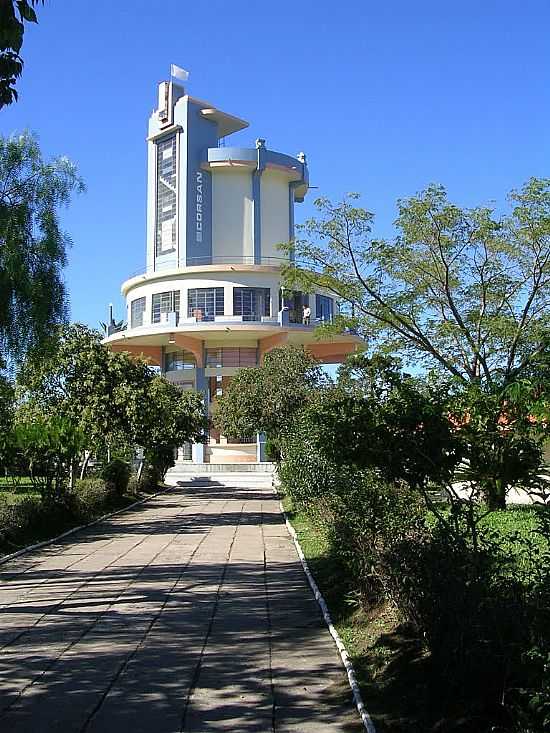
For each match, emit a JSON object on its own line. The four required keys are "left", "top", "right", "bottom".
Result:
{"left": 165, "top": 462, "right": 277, "bottom": 487}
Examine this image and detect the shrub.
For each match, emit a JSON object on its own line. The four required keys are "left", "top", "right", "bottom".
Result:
{"left": 139, "top": 463, "right": 161, "bottom": 492}
{"left": 74, "top": 478, "right": 112, "bottom": 516}
{"left": 101, "top": 458, "right": 130, "bottom": 496}
{"left": 0, "top": 494, "right": 75, "bottom": 551}
{"left": 280, "top": 416, "right": 426, "bottom": 605}
{"left": 126, "top": 474, "right": 141, "bottom": 496}
{"left": 144, "top": 446, "right": 175, "bottom": 482}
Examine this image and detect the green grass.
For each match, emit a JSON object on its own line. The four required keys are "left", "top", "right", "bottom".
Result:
{"left": 0, "top": 476, "right": 41, "bottom": 503}
{"left": 282, "top": 495, "right": 432, "bottom": 732}
{"left": 282, "top": 493, "right": 550, "bottom": 732}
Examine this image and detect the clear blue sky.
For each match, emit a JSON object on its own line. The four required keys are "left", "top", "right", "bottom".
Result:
{"left": 1, "top": 0, "right": 548, "bottom": 328}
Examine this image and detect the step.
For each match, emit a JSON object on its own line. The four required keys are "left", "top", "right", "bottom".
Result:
{"left": 167, "top": 462, "right": 276, "bottom": 474}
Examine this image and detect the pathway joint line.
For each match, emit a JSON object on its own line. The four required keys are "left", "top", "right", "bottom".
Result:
{"left": 80, "top": 497, "right": 223, "bottom": 733}
{"left": 276, "top": 488, "right": 377, "bottom": 733}
{"left": 180, "top": 501, "right": 245, "bottom": 733}
{"left": 260, "top": 503, "right": 277, "bottom": 733}
{"left": 0, "top": 498, "right": 217, "bottom": 719}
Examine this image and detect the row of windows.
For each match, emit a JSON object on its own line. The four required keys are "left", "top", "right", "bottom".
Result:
{"left": 205, "top": 348, "right": 257, "bottom": 368}
{"left": 163, "top": 348, "right": 258, "bottom": 372}
{"left": 155, "top": 135, "right": 177, "bottom": 257}
{"left": 130, "top": 288, "right": 334, "bottom": 328}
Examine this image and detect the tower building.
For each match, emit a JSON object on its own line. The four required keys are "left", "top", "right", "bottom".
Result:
{"left": 104, "top": 75, "right": 361, "bottom": 463}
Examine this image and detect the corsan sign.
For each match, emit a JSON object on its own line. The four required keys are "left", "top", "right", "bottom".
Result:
{"left": 195, "top": 171, "right": 203, "bottom": 243}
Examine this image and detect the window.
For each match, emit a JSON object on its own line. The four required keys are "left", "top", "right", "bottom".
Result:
{"left": 316, "top": 294, "right": 334, "bottom": 322}
{"left": 233, "top": 288, "right": 270, "bottom": 321}
{"left": 165, "top": 350, "right": 196, "bottom": 371}
{"left": 152, "top": 291, "right": 180, "bottom": 324}
{"left": 279, "top": 290, "right": 308, "bottom": 324}
{"left": 187, "top": 287, "right": 224, "bottom": 321}
{"left": 205, "top": 348, "right": 257, "bottom": 368}
{"left": 130, "top": 297, "right": 146, "bottom": 328}
{"left": 155, "top": 135, "right": 177, "bottom": 257}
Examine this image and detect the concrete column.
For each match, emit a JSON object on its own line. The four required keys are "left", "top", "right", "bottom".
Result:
{"left": 256, "top": 432, "right": 267, "bottom": 463}
{"left": 192, "top": 364, "right": 208, "bottom": 464}
{"left": 192, "top": 442, "right": 205, "bottom": 463}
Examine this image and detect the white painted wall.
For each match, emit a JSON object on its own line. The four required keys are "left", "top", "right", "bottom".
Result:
{"left": 212, "top": 170, "right": 254, "bottom": 263}
{"left": 261, "top": 171, "right": 290, "bottom": 262}
{"left": 125, "top": 269, "right": 280, "bottom": 325}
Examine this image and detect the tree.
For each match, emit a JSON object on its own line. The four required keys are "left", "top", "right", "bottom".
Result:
{"left": 15, "top": 415, "right": 85, "bottom": 500}
{"left": 137, "top": 376, "right": 207, "bottom": 480}
{"left": 306, "top": 353, "right": 460, "bottom": 491}
{"left": 283, "top": 180, "right": 550, "bottom": 506}
{"left": 17, "top": 324, "right": 207, "bottom": 469}
{"left": 214, "top": 345, "right": 326, "bottom": 448}
{"left": 284, "top": 179, "right": 550, "bottom": 388}
{"left": 0, "top": 1, "right": 44, "bottom": 107}
{"left": 0, "top": 359, "right": 14, "bottom": 469}
{"left": 0, "top": 133, "right": 84, "bottom": 366}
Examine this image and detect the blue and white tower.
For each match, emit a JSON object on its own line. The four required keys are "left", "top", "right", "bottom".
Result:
{"left": 105, "top": 72, "right": 360, "bottom": 464}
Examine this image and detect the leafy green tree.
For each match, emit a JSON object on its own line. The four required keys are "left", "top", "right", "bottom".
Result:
{"left": 137, "top": 375, "right": 207, "bottom": 480}
{"left": 15, "top": 415, "right": 85, "bottom": 500}
{"left": 284, "top": 179, "right": 550, "bottom": 388}
{"left": 17, "top": 324, "right": 144, "bottom": 454}
{"left": 304, "top": 353, "right": 460, "bottom": 492}
{"left": 284, "top": 180, "right": 550, "bottom": 506}
{"left": 0, "top": 133, "right": 84, "bottom": 365}
{"left": 0, "top": 360, "right": 14, "bottom": 470}
{"left": 214, "top": 345, "right": 326, "bottom": 449}
{"left": 0, "top": 1, "right": 44, "bottom": 107}
{"left": 17, "top": 324, "right": 207, "bottom": 475}
{"left": 450, "top": 382, "right": 549, "bottom": 508}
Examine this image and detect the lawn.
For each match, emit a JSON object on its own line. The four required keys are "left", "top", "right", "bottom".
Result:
{"left": 282, "top": 494, "right": 432, "bottom": 732}
{"left": 0, "top": 476, "right": 41, "bottom": 504}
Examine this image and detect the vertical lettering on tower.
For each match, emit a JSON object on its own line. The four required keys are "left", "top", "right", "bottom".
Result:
{"left": 196, "top": 171, "right": 203, "bottom": 243}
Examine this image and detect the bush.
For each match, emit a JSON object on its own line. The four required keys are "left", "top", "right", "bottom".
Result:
{"left": 280, "top": 417, "right": 426, "bottom": 605}
{"left": 74, "top": 478, "right": 112, "bottom": 517}
{"left": 127, "top": 474, "right": 141, "bottom": 496}
{"left": 139, "top": 463, "right": 161, "bottom": 492}
{"left": 382, "top": 503, "right": 550, "bottom": 729}
{"left": 144, "top": 446, "right": 175, "bottom": 482}
{"left": 101, "top": 459, "right": 130, "bottom": 497}
{"left": 0, "top": 494, "right": 76, "bottom": 551}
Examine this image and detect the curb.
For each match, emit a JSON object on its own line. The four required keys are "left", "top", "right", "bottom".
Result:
{"left": 0, "top": 485, "right": 173, "bottom": 568}
{"left": 277, "top": 492, "right": 377, "bottom": 733}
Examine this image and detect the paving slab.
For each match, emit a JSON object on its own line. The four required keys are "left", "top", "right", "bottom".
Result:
{"left": 0, "top": 481, "right": 361, "bottom": 732}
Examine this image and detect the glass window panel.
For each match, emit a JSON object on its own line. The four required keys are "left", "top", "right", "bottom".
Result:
{"left": 165, "top": 350, "right": 196, "bottom": 371}
{"left": 205, "top": 347, "right": 257, "bottom": 368}
{"left": 155, "top": 135, "right": 177, "bottom": 257}
{"left": 152, "top": 291, "right": 180, "bottom": 324}
{"left": 316, "top": 294, "right": 334, "bottom": 322}
{"left": 233, "top": 288, "right": 270, "bottom": 321}
{"left": 187, "top": 288, "right": 224, "bottom": 321}
{"left": 130, "top": 297, "right": 146, "bottom": 328}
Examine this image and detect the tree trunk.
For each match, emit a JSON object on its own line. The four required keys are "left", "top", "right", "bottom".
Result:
{"left": 80, "top": 452, "right": 91, "bottom": 480}
{"left": 486, "top": 479, "right": 506, "bottom": 510}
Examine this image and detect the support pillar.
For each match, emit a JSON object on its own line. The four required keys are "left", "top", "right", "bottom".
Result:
{"left": 192, "top": 442, "right": 205, "bottom": 463}
{"left": 256, "top": 432, "right": 267, "bottom": 463}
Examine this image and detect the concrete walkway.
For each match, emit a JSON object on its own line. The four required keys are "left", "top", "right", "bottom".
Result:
{"left": 0, "top": 480, "right": 361, "bottom": 732}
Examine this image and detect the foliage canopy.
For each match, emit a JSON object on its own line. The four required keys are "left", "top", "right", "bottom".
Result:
{"left": 283, "top": 178, "right": 550, "bottom": 389}
{"left": 0, "top": 1, "right": 44, "bottom": 107}
{"left": 0, "top": 133, "right": 83, "bottom": 366}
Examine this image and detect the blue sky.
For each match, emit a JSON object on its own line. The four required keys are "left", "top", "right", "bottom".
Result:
{"left": 1, "top": 0, "right": 548, "bottom": 328}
